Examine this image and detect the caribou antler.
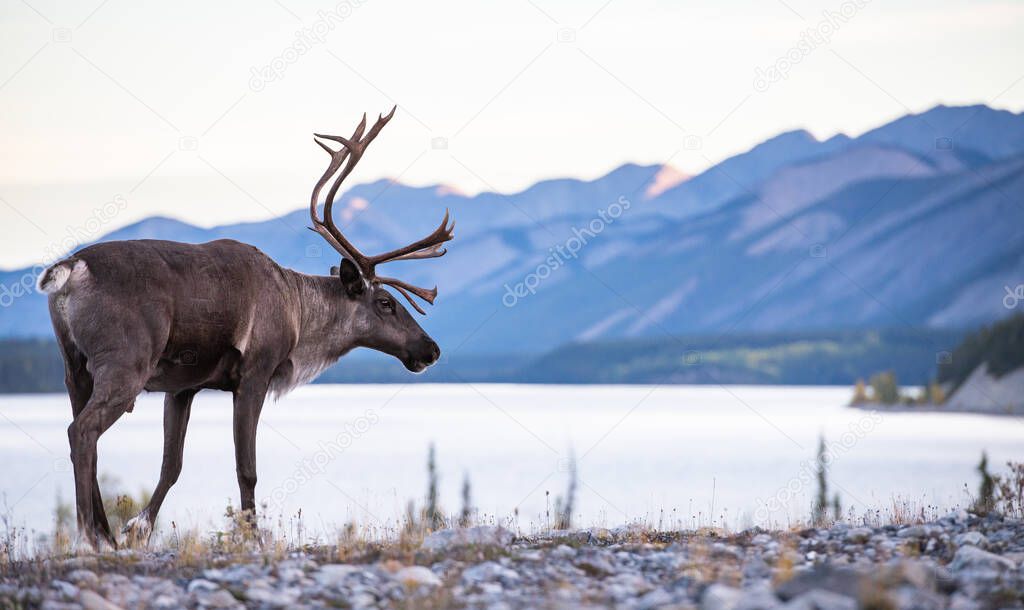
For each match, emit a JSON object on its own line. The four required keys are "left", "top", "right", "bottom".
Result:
{"left": 309, "top": 108, "right": 454, "bottom": 314}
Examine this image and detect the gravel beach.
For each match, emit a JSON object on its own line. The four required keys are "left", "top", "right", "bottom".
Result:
{"left": 3, "top": 512, "right": 1022, "bottom": 609}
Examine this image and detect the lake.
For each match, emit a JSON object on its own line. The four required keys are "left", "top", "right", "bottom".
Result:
{"left": 0, "top": 384, "right": 1020, "bottom": 538}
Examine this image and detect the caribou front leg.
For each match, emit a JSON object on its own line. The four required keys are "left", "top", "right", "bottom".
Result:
{"left": 123, "top": 390, "right": 195, "bottom": 546}
{"left": 232, "top": 379, "right": 269, "bottom": 527}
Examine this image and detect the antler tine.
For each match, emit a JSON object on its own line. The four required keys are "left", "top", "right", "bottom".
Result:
{"left": 309, "top": 114, "right": 367, "bottom": 225}
{"left": 314, "top": 138, "right": 335, "bottom": 155}
{"left": 308, "top": 109, "right": 453, "bottom": 315}
{"left": 385, "top": 283, "right": 427, "bottom": 315}
{"left": 309, "top": 114, "right": 376, "bottom": 269}
{"left": 368, "top": 208, "right": 455, "bottom": 267}
{"left": 322, "top": 107, "right": 396, "bottom": 211}
{"left": 386, "top": 243, "right": 447, "bottom": 262}
{"left": 314, "top": 112, "right": 365, "bottom": 150}
{"left": 377, "top": 276, "right": 438, "bottom": 315}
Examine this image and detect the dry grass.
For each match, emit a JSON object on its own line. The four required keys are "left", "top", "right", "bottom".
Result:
{"left": 4, "top": 459, "right": 1020, "bottom": 579}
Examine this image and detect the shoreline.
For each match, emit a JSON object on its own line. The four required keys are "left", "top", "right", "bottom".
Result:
{"left": 849, "top": 401, "right": 1024, "bottom": 417}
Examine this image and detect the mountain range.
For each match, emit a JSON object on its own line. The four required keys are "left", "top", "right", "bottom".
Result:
{"left": 2, "top": 104, "right": 1023, "bottom": 360}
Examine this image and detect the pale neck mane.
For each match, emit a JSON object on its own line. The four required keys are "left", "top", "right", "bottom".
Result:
{"left": 271, "top": 272, "right": 359, "bottom": 396}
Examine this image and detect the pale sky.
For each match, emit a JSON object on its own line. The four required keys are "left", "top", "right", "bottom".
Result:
{"left": 1, "top": 0, "right": 1023, "bottom": 268}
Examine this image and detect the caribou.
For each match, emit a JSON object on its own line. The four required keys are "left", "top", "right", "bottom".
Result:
{"left": 38, "top": 108, "right": 452, "bottom": 550}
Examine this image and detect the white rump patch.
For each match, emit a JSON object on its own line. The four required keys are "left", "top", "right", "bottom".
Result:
{"left": 37, "top": 260, "right": 88, "bottom": 294}
{"left": 37, "top": 262, "right": 70, "bottom": 293}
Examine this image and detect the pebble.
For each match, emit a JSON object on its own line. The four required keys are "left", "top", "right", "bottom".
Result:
{"left": 79, "top": 590, "right": 122, "bottom": 610}
{"left": 950, "top": 544, "right": 1016, "bottom": 573}
{"left": 394, "top": 565, "right": 442, "bottom": 588}
{"left": 420, "top": 525, "right": 514, "bottom": 552}
{"left": 953, "top": 530, "right": 988, "bottom": 548}
{"left": 701, "top": 583, "right": 742, "bottom": 610}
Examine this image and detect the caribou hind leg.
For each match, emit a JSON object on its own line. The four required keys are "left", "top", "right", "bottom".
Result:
{"left": 123, "top": 390, "right": 195, "bottom": 546}
{"left": 58, "top": 330, "right": 120, "bottom": 550}
{"left": 67, "top": 361, "right": 148, "bottom": 551}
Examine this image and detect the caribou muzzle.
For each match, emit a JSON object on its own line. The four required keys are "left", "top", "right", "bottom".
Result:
{"left": 404, "top": 337, "right": 441, "bottom": 372}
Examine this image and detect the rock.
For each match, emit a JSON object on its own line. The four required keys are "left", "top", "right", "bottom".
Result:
{"left": 51, "top": 580, "right": 79, "bottom": 601}
{"left": 394, "top": 566, "right": 442, "bottom": 588}
{"left": 314, "top": 564, "right": 363, "bottom": 586}
{"left": 637, "top": 588, "right": 674, "bottom": 608}
{"left": 775, "top": 565, "right": 863, "bottom": 600}
{"left": 41, "top": 602, "right": 83, "bottom": 610}
{"left": 420, "top": 526, "right": 514, "bottom": 553}
{"left": 551, "top": 544, "right": 576, "bottom": 559}
{"left": 461, "top": 561, "right": 520, "bottom": 588}
{"left": 244, "top": 585, "right": 299, "bottom": 607}
{"left": 276, "top": 567, "right": 305, "bottom": 585}
{"left": 887, "top": 584, "right": 946, "bottom": 610}
{"left": 944, "top": 509, "right": 970, "bottom": 524}
{"left": 575, "top": 554, "right": 615, "bottom": 577}
{"left": 201, "top": 566, "right": 256, "bottom": 584}
{"left": 893, "top": 559, "right": 946, "bottom": 591}
{"left": 701, "top": 584, "right": 742, "bottom": 610}
{"left": 752, "top": 533, "right": 773, "bottom": 546}
{"left": 606, "top": 572, "right": 653, "bottom": 599}
{"left": 783, "top": 589, "right": 856, "bottom": 610}
{"left": 187, "top": 579, "right": 220, "bottom": 594}
{"left": 735, "top": 582, "right": 782, "bottom": 610}
{"left": 150, "top": 595, "right": 180, "bottom": 609}
{"left": 586, "top": 527, "right": 614, "bottom": 544}
{"left": 514, "top": 549, "right": 543, "bottom": 561}
{"left": 948, "top": 592, "right": 981, "bottom": 610}
{"left": 954, "top": 531, "right": 988, "bottom": 548}
{"left": 194, "top": 589, "right": 243, "bottom": 609}
{"left": 65, "top": 570, "right": 99, "bottom": 590}
{"left": 742, "top": 557, "right": 772, "bottom": 581}
{"left": 897, "top": 525, "right": 936, "bottom": 539}
{"left": 79, "top": 590, "right": 123, "bottom": 610}
{"left": 843, "top": 527, "right": 872, "bottom": 543}
{"left": 949, "top": 545, "right": 1016, "bottom": 573}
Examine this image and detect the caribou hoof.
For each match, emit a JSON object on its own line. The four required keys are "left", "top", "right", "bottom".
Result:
{"left": 72, "top": 534, "right": 115, "bottom": 555}
{"left": 122, "top": 512, "right": 153, "bottom": 547}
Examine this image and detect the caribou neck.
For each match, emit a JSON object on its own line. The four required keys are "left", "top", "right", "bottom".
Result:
{"left": 291, "top": 272, "right": 361, "bottom": 362}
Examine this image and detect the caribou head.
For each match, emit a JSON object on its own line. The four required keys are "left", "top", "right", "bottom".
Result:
{"left": 308, "top": 107, "right": 453, "bottom": 372}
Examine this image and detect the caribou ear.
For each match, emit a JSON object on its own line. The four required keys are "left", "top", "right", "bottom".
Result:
{"left": 337, "top": 258, "right": 364, "bottom": 297}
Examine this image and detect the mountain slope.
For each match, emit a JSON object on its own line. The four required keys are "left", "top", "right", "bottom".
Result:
{"left": 3, "top": 104, "right": 1022, "bottom": 357}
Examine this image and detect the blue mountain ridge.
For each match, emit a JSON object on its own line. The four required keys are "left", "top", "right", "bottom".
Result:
{"left": 2, "top": 104, "right": 1021, "bottom": 357}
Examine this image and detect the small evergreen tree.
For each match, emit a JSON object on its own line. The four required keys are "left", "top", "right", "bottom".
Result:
{"left": 459, "top": 473, "right": 473, "bottom": 527}
{"left": 813, "top": 435, "right": 829, "bottom": 526}
{"left": 850, "top": 379, "right": 869, "bottom": 404}
{"left": 425, "top": 443, "right": 444, "bottom": 530}
{"left": 974, "top": 452, "right": 995, "bottom": 514}
{"left": 555, "top": 450, "right": 577, "bottom": 530}
{"left": 869, "top": 371, "right": 900, "bottom": 404}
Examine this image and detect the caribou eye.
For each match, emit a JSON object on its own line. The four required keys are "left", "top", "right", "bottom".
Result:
{"left": 376, "top": 298, "right": 394, "bottom": 312}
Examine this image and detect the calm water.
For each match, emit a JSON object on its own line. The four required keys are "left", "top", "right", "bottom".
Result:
{"left": 0, "top": 384, "right": 1020, "bottom": 536}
